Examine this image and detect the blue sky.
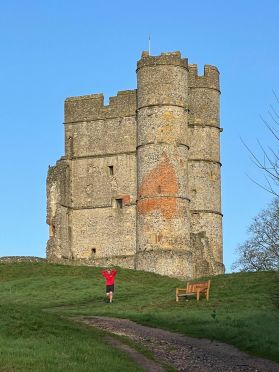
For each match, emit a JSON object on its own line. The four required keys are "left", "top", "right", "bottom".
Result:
{"left": 0, "top": 0, "right": 278, "bottom": 271}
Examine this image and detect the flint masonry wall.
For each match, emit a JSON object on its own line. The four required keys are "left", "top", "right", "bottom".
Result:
{"left": 188, "top": 64, "right": 223, "bottom": 263}
{"left": 46, "top": 51, "right": 224, "bottom": 279}
{"left": 47, "top": 90, "right": 137, "bottom": 266}
{"left": 135, "top": 52, "right": 192, "bottom": 278}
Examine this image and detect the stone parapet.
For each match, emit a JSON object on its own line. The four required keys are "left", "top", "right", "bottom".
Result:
{"left": 65, "top": 90, "right": 136, "bottom": 123}
{"left": 137, "top": 51, "right": 188, "bottom": 70}
{"left": 188, "top": 64, "right": 220, "bottom": 91}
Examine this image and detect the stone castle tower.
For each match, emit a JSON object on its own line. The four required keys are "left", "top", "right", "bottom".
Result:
{"left": 46, "top": 51, "right": 224, "bottom": 279}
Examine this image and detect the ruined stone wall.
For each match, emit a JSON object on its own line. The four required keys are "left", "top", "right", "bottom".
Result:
{"left": 47, "top": 90, "right": 137, "bottom": 265}
{"left": 46, "top": 51, "right": 224, "bottom": 278}
{"left": 46, "top": 159, "right": 72, "bottom": 260}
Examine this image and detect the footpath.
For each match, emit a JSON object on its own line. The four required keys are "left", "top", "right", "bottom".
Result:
{"left": 78, "top": 316, "right": 279, "bottom": 372}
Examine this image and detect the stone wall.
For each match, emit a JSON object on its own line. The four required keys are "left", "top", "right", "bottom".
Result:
{"left": 70, "top": 205, "right": 136, "bottom": 260}
{"left": 0, "top": 256, "right": 46, "bottom": 263}
{"left": 46, "top": 51, "right": 224, "bottom": 279}
{"left": 135, "top": 52, "right": 191, "bottom": 277}
{"left": 46, "top": 159, "right": 72, "bottom": 260}
{"left": 188, "top": 63, "right": 223, "bottom": 267}
{"left": 47, "top": 89, "right": 137, "bottom": 266}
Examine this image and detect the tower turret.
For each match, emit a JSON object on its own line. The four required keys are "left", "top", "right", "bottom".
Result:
{"left": 135, "top": 52, "right": 192, "bottom": 278}
{"left": 188, "top": 64, "right": 223, "bottom": 269}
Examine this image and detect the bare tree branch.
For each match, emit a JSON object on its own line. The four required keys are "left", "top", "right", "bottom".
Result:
{"left": 241, "top": 92, "right": 279, "bottom": 196}
{"left": 234, "top": 93, "right": 279, "bottom": 272}
{"left": 232, "top": 198, "right": 279, "bottom": 272}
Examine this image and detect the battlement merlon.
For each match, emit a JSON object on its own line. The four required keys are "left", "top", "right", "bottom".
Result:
{"left": 188, "top": 64, "right": 220, "bottom": 91}
{"left": 64, "top": 89, "right": 137, "bottom": 123}
{"left": 137, "top": 51, "right": 188, "bottom": 70}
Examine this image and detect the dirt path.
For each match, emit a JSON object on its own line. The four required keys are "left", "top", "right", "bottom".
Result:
{"left": 78, "top": 316, "right": 279, "bottom": 372}
{"left": 105, "top": 335, "right": 164, "bottom": 372}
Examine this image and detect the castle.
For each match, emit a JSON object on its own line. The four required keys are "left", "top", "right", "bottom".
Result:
{"left": 46, "top": 51, "right": 224, "bottom": 279}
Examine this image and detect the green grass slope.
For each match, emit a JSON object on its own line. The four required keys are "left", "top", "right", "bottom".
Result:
{"left": 0, "top": 262, "right": 278, "bottom": 370}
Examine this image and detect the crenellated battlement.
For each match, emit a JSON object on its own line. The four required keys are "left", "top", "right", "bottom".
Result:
{"left": 137, "top": 51, "right": 188, "bottom": 70}
{"left": 107, "top": 90, "right": 136, "bottom": 106}
{"left": 64, "top": 89, "right": 136, "bottom": 123}
{"left": 65, "top": 93, "right": 104, "bottom": 103}
{"left": 188, "top": 64, "right": 220, "bottom": 91}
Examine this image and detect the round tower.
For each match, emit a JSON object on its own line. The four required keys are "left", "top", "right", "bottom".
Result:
{"left": 188, "top": 64, "right": 224, "bottom": 272}
{"left": 135, "top": 52, "right": 192, "bottom": 278}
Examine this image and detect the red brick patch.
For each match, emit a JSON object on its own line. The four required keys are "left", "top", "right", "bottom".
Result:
{"left": 138, "top": 154, "right": 178, "bottom": 219}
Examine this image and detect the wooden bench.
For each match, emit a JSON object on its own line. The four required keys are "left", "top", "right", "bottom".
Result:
{"left": 176, "top": 280, "right": 211, "bottom": 302}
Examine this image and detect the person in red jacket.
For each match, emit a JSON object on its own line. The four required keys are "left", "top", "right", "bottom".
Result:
{"left": 101, "top": 268, "right": 117, "bottom": 303}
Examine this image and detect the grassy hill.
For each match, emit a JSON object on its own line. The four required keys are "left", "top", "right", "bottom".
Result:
{"left": 0, "top": 262, "right": 278, "bottom": 370}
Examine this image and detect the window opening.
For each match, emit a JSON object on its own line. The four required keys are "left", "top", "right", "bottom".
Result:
{"left": 108, "top": 166, "right": 114, "bottom": 176}
{"left": 116, "top": 198, "right": 123, "bottom": 209}
{"left": 50, "top": 224, "right": 55, "bottom": 237}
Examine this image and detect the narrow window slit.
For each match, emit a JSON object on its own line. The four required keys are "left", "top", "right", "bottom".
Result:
{"left": 108, "top": 166, "right": 114, "bottom": 176}
{"left": 116, "top": 198, "right": 123, "bottom": 209}
{"left": 50, "top": 224, "right": 55, "bottom": 237}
